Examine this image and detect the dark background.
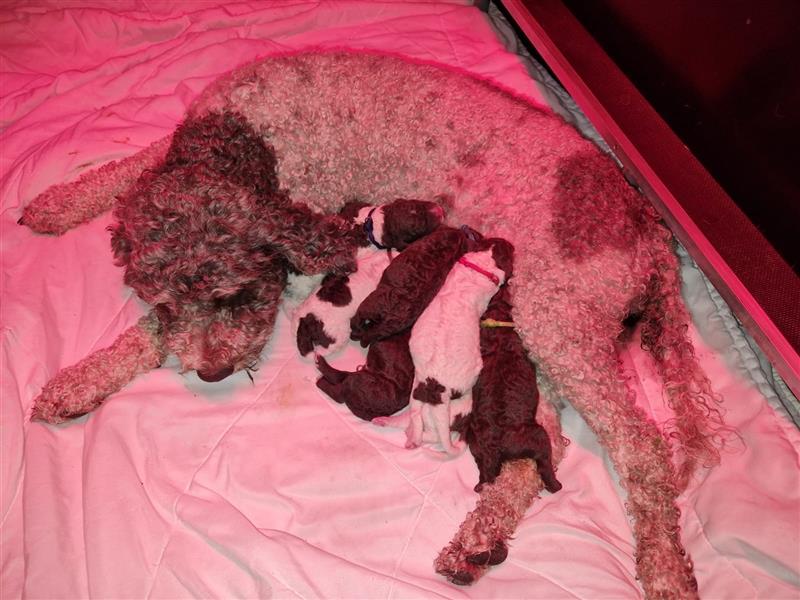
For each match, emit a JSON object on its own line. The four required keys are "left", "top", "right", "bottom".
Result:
{"left": 561, "top": 0, "right": 799, "bottom": 272}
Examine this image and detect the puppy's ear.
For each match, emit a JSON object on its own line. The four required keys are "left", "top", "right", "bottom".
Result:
{"left": 490, "top": 238, "right": 515, "bottom": 281}
{"left": 460, "top": 225, "right": 485, "bottom": 251}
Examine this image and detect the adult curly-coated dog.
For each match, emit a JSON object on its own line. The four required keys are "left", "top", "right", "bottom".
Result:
{"left": 26, "top": 109, "right": 361, "bottom": 422}
{"left": 20, "top": 50, "right": 726, "bottom": 598}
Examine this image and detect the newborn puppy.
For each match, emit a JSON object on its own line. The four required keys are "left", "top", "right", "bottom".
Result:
{"left": 452, "top": 285, "right": 562, "bottom": 493}
{"left": 315, "top": 330, "right": 413, "bottom": 421}
{"left": 294, "top": 199, "right": 444, "bottom": 357}
{"left": 375, "top": 238, "right": 514, "bottom": 456}
{"left": 350, "top": 225, "right": 482, "bottom": 347}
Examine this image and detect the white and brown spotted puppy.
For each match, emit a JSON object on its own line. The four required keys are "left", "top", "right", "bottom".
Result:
{"left": 375, "top": 238, "right": 514, "bottom": 456}
{"left": 293, "top": 199, "right": 444, "bottom": 358}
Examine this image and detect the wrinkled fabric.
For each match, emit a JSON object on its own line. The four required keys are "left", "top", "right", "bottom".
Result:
{"left": 1, "top": 2, "right": 798, "bottom": 598}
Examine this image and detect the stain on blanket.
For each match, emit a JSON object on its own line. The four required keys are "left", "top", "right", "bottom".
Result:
{"left": 551, "top": 151, "right": 658, "bottom": 260}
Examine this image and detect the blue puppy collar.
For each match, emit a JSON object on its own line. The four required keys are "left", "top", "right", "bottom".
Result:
{"left": 364, "top": 207, "right": 388, "bottom": 250}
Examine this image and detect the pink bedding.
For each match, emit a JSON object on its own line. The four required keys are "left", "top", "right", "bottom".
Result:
{"left": 2, "top": 2, "right": 798, "bottom": 598}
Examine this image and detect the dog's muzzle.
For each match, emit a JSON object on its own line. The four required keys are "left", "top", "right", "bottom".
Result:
{"left": 197, "top": 365, "right": 234, "bottom": 382}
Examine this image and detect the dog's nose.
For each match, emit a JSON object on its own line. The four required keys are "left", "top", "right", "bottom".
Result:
{"left": 197, "top": 365, "right": 234, "bottom": 382}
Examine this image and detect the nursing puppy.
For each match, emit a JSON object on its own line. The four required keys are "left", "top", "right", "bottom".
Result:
{"left": 350, "top": 225, "right": 482, "bottom": 347}
{"left": 452, "top": 285, "right": 562, "bottom": 493}
{"left": 376, "top": 238, "right": 513, "bottom": 456}
{"left": 294, "top": 199, "right": 444, "bottom": 357}
{"left": 315, "top": 330, "right": 413, "bottom": 421}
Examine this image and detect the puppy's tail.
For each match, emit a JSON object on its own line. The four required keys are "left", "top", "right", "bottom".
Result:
{"left": 19, "top": 134, "right": 173, "bottom": 235}
{"left": 639, "top": 228, "right": 728, "bottom": 489}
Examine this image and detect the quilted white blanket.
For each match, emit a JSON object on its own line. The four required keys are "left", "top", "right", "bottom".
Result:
{"left": 2, "top": 2, "right": 798, "bottom": 598}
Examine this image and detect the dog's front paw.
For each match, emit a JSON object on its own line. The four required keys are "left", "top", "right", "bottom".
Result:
{"left": 435, "top": 542, "right": 490, "bottom": 586}
{"left": 466, "top": 541, "right": 508, "bottom": 566}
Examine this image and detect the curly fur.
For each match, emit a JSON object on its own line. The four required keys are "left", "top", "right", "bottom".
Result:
{"left": 20, "top": 51, "right": 727, "bottom": 597}
{"left": 436, "top": 386, "right": 566, "bottom": 585}
{"left": 453, "top": 285, "right": 561, "bottom": 493}
{"left": 29, "top": 313, "right": 166, "bottom": 424}
{"left": 30, "top": 106, "right": 359, "bottom": 400}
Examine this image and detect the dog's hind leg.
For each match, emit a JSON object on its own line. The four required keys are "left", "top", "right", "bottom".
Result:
{"left": 435, "top": 458, "right": 544, "bottom": 585}
{"left": 19, "top": 135, "right": 172, "bottom": 235}
{"left": 639, "top": 233, "right": 726, "bottom": 489}
{"left": 315, "top": 375, "right": 344, "bottom": 403}
{"left": 437, "top": 390, "right": 565, "bottom": 584}
{"left": 30, "top": 312, "right": 166, "bottom": 424}
{"left": 527, "top": 320, "right": 698, "bottom": 599}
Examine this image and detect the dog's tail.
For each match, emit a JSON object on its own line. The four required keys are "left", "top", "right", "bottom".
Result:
{"left": 638, "top": 227, "right": 728, "bottom": 489}
{"left": 19, "top": 134, "right": 172, "bottom": 235}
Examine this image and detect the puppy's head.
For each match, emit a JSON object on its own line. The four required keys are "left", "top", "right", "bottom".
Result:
{"left": 489, "top": 238, "right": 514, "bottom": 282}
{"left": 372, "top": 198, "right": 445, "bottom": 250}
{"left": 483, "top": 285, "right": 513, "bottom": 323}
{"left": 338, "top": 200, "right": 371, "bottom": 222}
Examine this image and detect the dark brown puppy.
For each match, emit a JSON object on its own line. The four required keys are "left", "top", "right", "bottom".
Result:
{"left": 315, "top": 330, "right": 413, "bottom": 421}
{"left": 453, "top": 285, "right": 562, "bottom": 493}
{"left": 350, "top": 225, "right": 482, "bottom": 347}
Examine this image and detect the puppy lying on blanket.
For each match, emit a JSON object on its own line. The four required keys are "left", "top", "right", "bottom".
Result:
{"left": 452, "top": 285, "right": 561, "bottom": 494}
{"left": 316, "top": 330, "right": 414, "bottom": 421}
{"left": 350, "top": 225, "right": 482, "bottom": 347}
{"left": 294, "top": 199, "right": 444, "bottom": 358}
{"left": 375, "top": 238, "right": 514, "bottom": 456}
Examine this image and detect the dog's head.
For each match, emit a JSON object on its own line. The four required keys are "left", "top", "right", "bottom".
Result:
{"left": 112, "top": 166, "right": 292, "bottom": 382}
{"left": 483, "top": 285, "right": 514, "bottom": 323}
{"left": 354, "top": 198, "right": 445, "bottom": 250}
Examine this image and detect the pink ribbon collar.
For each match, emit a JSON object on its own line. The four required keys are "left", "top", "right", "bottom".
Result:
{"left": 458, "top": 257, "right": 500, "bottom": 285}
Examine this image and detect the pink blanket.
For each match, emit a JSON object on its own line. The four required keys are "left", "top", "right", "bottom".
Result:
{"left": 2, "top": 2, "right": 798, "bottom": 598}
